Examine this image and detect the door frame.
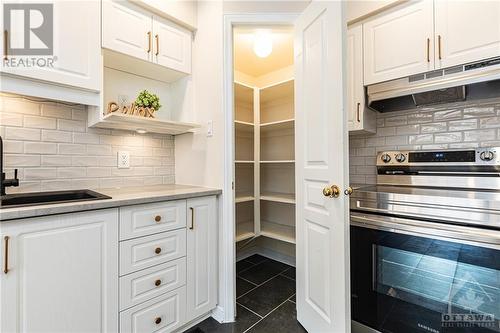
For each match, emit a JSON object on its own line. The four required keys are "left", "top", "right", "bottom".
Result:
{"left": 221, "top": 13, "right": 298, "bottom": 323}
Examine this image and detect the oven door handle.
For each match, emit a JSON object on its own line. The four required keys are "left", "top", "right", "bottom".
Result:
{"left": 351, "top": 212, "right": 500, "bottom": 249}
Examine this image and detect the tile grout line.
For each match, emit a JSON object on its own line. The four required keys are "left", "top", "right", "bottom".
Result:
{"left": 236, "top": 301, "right": 263, "bottom": 319}
{"left": 237, "top": 268, "right": 291, "bottom": 301}
{"left": 242, "top": 297, "right": 294, "bottom": 333}
{"left": 237, "top": 276, "right": 258, "bottom": 287}
{"left": 279, "top": 273, "right": 295, "bottom": 282}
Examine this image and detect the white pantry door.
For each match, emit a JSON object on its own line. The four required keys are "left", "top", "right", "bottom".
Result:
{"left": 295, "top": 2, "right": 350, "bottom": 333}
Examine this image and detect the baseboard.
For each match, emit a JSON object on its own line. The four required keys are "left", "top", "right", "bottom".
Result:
{"left": 173, "top": 312, "right": 211, "bottom": 333}
{"left": 257, "top": 247, "right": 296, "bottom": 267}
{"left": 236, "top": 245, "right": 259, "bottom": 262}
{"left": 211, "top": 305, "right": 227, "bottom": 323}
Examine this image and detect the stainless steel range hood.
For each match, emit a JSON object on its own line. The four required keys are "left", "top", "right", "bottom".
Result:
{"left": 367, "top": 57, "right": 500, "bottom": 112}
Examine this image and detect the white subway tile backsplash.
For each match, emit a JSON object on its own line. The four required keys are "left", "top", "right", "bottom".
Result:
{"left": 350, "top": 100, "right": 500, "bottom": 185}
{"left": 1, "top": 94, "right": 175, "bottom": 193}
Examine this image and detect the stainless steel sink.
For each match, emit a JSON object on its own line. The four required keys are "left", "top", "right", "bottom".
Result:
{"left": 0, "top": 189, "right": 111, "bottom": 208}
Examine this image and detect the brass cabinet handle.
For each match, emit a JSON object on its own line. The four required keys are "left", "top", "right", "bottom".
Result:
{"left": 155, "top": 247, "right": 162, "bottom": 254}
{"left": 438, "top": 35, "right": 442, "bottom": 60}
{"left": 356, "top": 102, "right": 361, "bottom": 122}
{"left": 322, "top": 185, "right": 340, "bottom": 198}
{"left": 189, "top": 207, "right": 194, "bottom": 230}
{"left": 3, "top": 30, "right": 8, "bottom": 61}
{"left": 155, "top": 279, "right": 161, "bottom": 287}
{"left": 147, "top": 31, "right": 152, "bottom": 53}
{"left": 155, "top": 34, "right": 159, "bottom": 56}
{"left": 155, "top": 317, "right": 162, "bottom": 325}
{"left": 154, "top": 215, "right": 161, "bottom": 223}
{"left": 426, "top": 38, "right": 430, "bottom": 62}
{"left": 344, "top": 186, "right": 353, "bottom": 196}
{"left": 3, "top": 236, "right": 9, "bottom": 274}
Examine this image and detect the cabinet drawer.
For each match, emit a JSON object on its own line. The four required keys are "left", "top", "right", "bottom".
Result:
{"left": 120, "top": 200, "right": 186, "bottom": 240}
{"left": 120, "top": 229, "right": 186, "bottom": 276}
{"left": 120, "top": 257, "right": 186, "bottom": 310}
{"left": 120, "top": 286, "right": 186, "bottom": 333}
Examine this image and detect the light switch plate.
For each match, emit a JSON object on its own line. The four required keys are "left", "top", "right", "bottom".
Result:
{"left": 207, "top": 120, "right": 213, "bottom": 137}
{"left": 117, "top": 151, "right": 130, "bottom": 169}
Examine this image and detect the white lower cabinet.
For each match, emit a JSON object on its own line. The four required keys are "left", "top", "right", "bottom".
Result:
{"left": 0, "top": 209, "right": 119, "bottom": 333}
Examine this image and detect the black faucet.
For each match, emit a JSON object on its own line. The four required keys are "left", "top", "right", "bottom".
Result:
{"left": 0, "top": 135, "right": 19, "bottom": 196}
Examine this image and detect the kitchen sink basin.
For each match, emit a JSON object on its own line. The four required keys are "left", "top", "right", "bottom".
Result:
{"left": 0, "top": 189, "right": 111, "bottom": 208}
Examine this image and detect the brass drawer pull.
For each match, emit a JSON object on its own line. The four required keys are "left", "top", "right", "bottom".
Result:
{"left": 356, "top": 102, "right": 361, "bottom": 122}
{"left": 155, "top": 247, "right": 162, "bottom": 254}
{"left": 147, "top": 31, "right": 152, "bottom": 53}
{"left": 155, "top": 317, "right": 162, "bottom": 325}
{"left": 3, "top": 236, "right": 9, "bottom": 274}
{"left": 189, "top": 207, "right": 194, "bottom": 230}
{"left": 155, "top": 34, "right": 159, "bottom": 56}
{"left": 154, "top": 215, "right": 161, "bottom": 223}
{"left": 438, "top": 35, "right": 442, "bottom": 60}
{"left": 3, "top": 30, "right": 8, "bottom": 61}
{"left": 426, "top": 38, "right": 430, "bottom": 62}
{"left": 155, "top": 279, "right": 161, "bottom": 287}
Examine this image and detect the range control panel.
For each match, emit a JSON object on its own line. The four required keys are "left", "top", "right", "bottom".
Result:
{"left": 376, "top": 148, "right": 500, "bottom": 166}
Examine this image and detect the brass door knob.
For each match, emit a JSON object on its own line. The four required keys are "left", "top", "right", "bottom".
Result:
{"left": 323, "top": 185, "right": 340, "bottom": 198}
{"left": 155, "top": 247, "right": 162, "bottom": 254}
{"left": 155, "top": 317, "right": 162, "bottom": 325}
{"left": 155, "top": 215, "right": 162, "bottom": 223}
{"left": 155, "top": 279, "right": 161, "bottom": 286}
{"left": 344, "top": 186, "right": 353, "bottom": 196}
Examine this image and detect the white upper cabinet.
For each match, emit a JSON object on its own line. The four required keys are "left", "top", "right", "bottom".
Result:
{"left": 363, "top": 1, "right": 434, "bottom": 85}
{"left": 1, "top": 0, "right": 101, "bottom": 91}
{"left": 153, "top": 16, "right": 192, "bottom": 74}
{"left": 347, "top": 24, "right": 375, "bottom": 134}
{"left": 102, "top": 0, "right": 152, "bottom": 62}
{"left": 102, "top": 0, "right": 191, "bottom": 75}
{"left": 434, "top": 1, "right": 500, "bottom": 69}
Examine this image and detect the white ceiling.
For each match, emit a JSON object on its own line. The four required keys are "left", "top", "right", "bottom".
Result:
{"left": 233, "top": 26, "right": 294, "bottom": 78}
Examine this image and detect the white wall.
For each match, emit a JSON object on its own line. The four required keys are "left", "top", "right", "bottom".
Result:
{"left": 345, "top": 0, "right": 401, "bottom": 23}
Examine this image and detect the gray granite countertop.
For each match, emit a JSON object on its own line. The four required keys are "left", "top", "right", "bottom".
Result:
{"left": 0, "top": 184, "right": 222, "bottom": 221}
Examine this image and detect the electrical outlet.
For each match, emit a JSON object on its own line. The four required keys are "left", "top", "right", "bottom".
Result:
{"left": 117, "top": 151, "right": 130, "bottom": 169}
{"left": 207, "top": 120, "right": 213, "bottom": 137}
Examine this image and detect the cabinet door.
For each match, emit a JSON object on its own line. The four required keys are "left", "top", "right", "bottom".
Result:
{"left": 0, "top": 0, "right": 101, "bottom": 91}
{"left": 102, "top": 0, "right": 152, "bottom": 62}
{"left": 186, "top": 196, "right": 217, "bottom": 320}
{"left": 152, "top": 16, "right": 192, "bottom": 74}
{"left": 0, "top": 210, "right": 119, "bottom": 333}
{"left": 363, "top": 1, "right": 434, "bottom": 85}
{"left": 435, "top": 1, "right": 500, "bottom": 69}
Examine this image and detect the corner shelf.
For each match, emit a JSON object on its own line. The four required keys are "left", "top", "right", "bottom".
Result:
{"left": 235, "top": 120, "right": 254, "bottom": 133}
{"left": 260, "top": 160, "right": 295, "bottom": 164}
{"left": 236, "top": 221, "right": 255, "bottom": 242}
{"left": 260, "top": 221, "right": 296, "bottom": 244}
{"left": 235, "top": 194, "right": 254, "bottom": 203}
{"left": 260, "top": 192, "right": 295, "bottom": 204}
{"left": 260, "top": 119, "right": 294, "bottom": 134}
{"left": 90, "top": 112, "right": 200, "bottom": 135}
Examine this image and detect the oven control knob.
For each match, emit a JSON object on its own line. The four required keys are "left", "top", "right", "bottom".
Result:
{"left": 480, "top": 150, "right": 495, "bottom": 161}
{"left": 395, "top": 153, "right": 406, "bottom": 163}
{"left": 381, "top": 154, "right": 391, "bottom": 163}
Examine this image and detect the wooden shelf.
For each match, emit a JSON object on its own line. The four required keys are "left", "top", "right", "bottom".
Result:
{"left": 236, "top": 221, "right": 255, "bottom": 242}
{"left": 235, "top": 121, "right": 254, "bottom": 134}
{"left": 260, "top": 192, "right": 295, "bottom": 204}
{"left": 260, "top": 160, "right": 295, "bottom": 164}
{"left": 235, "top": 194, "right": 254, "bottom": 203}
{"left": 260, "top": 221, "right": 295, "bottom": 244}
{"left": 235, "top": 160, "right": 254, "bottom": 164}
{"left": 91, "top": 113, "right": 200, "bottom": 135}
{"left": 260, "top": 119, "right": 294, "bottom": 134}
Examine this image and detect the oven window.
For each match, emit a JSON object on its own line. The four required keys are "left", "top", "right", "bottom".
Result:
{"left": 375, "top": 245, "right": 500, "bottom": 323}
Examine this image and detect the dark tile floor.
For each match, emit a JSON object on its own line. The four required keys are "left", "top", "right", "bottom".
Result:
{"left": 184, "top": 254, "right": 307, "bottom": 333}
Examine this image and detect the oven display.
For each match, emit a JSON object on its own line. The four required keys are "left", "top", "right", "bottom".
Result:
{"left": 409, "top": 150, "right": 476, "bottom": 162}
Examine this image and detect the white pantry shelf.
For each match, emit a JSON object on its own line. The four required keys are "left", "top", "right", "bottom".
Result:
{"left": 260, "top": 160, "right": 295, "bottom": 164}
{"left": 235, "top": 193, "right": 255, "bottom": 203}
{"left": 235, "top": 160, "right": 255, "bottom": 164}
{"left": 260, "top": 119, "right": 294, "bottom": 134}
{"left": 236, "top": 221, "right": 255, "bottom": 242}
{"left": 260, "top": 221, "right": 296, "bottom": 244}
{"left": 90, "top": 113, "right": 200, "bottom": 135}
{"left": 260, "top": 192, "right": 295, "bottom": 204}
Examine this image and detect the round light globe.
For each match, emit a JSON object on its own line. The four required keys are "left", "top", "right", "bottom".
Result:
{"left": 253, "top": 32, "right": 273, "bottom": 58}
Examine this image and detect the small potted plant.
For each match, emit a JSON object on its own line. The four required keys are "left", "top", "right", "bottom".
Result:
{"left": 135, "top": 90, "right": 161, "bottom": 117}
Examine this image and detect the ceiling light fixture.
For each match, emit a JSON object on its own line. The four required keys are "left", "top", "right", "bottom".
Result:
{"left": 253, "top": 31, "right": 273, "bottom": 58}
{"left": 136, "top": 129, "right": 147, "bottom": 134}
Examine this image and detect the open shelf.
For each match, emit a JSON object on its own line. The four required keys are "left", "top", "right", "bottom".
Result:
{"left": 260, "top": 80, "right": 294, "bottom": 124}
{"left": 235, "top": 83, "right": 254, "bottom": 123}
{"left": 260, "top": 192, "right": 295, "bottom": 204}
{"left": 260, "top": 221, "right": 295, "bottom": 244}
{"left": 260, "top": 160, "right": 295, "bottom": 164}
{"left": 235, "top": 194, "right": 254, "bottom": 203}
{"left": 235, "top": 160, "right": 254, "bottom": 164}
{"left": 91, "top": 112, "right": 200, "bottom": 135}
{"left": 235, "top": 120, "right": 254, "bottom": 133}
{"left": 260, "top": 119, "right": 294, "bottom": 134}
{"left": 236, "top": 221, "right": 255, "bottom": 242}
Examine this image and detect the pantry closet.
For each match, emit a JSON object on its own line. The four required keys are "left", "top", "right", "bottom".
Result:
{"left": 233, "top": 27, "right": 296, "bottom": 264}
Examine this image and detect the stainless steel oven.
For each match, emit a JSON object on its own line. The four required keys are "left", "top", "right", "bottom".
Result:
{"left": 351, "top": 148, "right": 500, "bottom": 333}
